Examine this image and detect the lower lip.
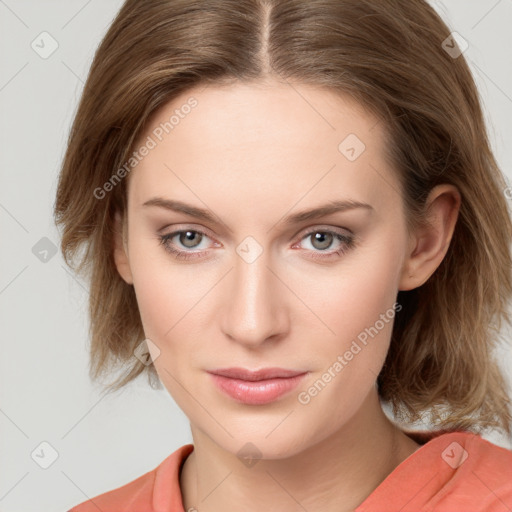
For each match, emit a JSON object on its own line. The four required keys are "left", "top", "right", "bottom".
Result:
{"left": 208, "top": 373, "right": 308, "bottom": 405}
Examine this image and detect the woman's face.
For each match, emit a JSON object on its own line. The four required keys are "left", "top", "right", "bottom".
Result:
{"left": 116, "top": 80, "right": 412, "bottom": 458}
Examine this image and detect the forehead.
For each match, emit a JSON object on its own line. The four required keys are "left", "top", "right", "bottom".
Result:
{"left": 127, "top": 81, "right": 400, "bottom": 222}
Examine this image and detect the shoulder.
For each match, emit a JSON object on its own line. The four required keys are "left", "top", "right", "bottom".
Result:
{"left": 67, "top": 444, "right": 194, "bottom": 512}
{"left": 357, "top": 430, "right": 512, "bottom": 512}
{"left": 419, "top": 429, "right": 512, "bottom": 475}
{"left": 410, "top": 431, "right": 512, "bottom": 511}
{"left": 438, "top": 431, "right": 512, "bottom": 507}
{"left": 67, "top": 470, "right": 156, "bottom": 512}
{"left": 418, "top": 431, "right": 512, "bottom": 512}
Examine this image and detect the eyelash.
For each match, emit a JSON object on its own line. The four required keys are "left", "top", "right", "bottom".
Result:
{"left": 158, "top": 227, "right": 357, "bottom": 262}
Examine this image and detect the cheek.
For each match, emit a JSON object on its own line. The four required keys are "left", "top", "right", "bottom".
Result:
{"left": 129, "top": 253, "right": 204, "bottom": 400}
{"left": 298, "top": 238, "right": 403, "bottom": 402}
{"left": 127, "top": 239, "right": 196, "bottom": 351}
{"left": 132, "top": 272, "right": 176, "bottom": 341}
{"left": 127, "top": 237, "right": 224, "bottom": 388}
{"left": 307, "top": 241, "right": 401, "bottom": 344}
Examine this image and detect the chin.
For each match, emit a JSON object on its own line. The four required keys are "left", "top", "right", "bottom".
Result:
{"left": 200, "top": 424, "right": 323, "bottom": 463}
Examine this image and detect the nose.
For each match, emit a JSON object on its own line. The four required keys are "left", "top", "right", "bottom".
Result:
{"left": 220, "top": 248, "right": 290, "bottom": 348}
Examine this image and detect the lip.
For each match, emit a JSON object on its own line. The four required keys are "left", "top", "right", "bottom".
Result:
{"left": 207, "top": 367, "right": 309, "bottom": 405}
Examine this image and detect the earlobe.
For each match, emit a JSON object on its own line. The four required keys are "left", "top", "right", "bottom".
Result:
{"left": 113, "top": 210, "right": 134, "bottom": 285}
{"left": 398, "top": 184, "right": 461, "bottom": 291}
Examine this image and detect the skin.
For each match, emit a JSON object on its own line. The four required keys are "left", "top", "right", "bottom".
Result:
{"left": 113, "top": 79, "right": 461, "bottom": 512}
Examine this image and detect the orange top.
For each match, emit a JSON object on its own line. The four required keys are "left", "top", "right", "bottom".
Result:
{"left": 68, "top": 431, "right": 512, "bottom": 512}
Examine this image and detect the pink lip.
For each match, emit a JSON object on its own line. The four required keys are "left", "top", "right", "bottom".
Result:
{"left": 207, "top": 367, "right": 309, "bottom": 405}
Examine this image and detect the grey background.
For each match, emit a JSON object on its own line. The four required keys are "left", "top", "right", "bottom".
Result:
{"left": 0, "top": 1, "right": 511, "bottom": 511}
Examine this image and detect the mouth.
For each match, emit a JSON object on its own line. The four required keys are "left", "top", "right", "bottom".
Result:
{"left": 207, "top": 367, "right": 309, "bottom": 405}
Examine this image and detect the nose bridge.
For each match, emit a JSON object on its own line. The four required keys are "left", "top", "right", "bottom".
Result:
{"left": 221, "top": 242, "right": 286, "bottom": 345}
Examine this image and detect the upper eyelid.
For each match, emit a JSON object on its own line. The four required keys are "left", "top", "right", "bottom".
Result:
{"left": 159, "top": 224, "right": 215, "bottom": 241}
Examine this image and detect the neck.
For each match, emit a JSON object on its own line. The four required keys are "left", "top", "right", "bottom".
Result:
{"left": 180, "top": 387, "right": 419, "bottom": 512}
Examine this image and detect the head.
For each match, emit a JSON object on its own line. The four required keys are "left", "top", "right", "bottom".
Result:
{"left": 54, "top": 0, "right": 512, "bottom": 453}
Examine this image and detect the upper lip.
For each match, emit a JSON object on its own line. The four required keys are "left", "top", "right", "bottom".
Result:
{"left": 207, "top": 367, "right": 307, "bottom": 381}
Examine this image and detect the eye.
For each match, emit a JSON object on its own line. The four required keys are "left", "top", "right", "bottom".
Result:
{"left": 158, "top": 226, "right": 357, "bottom": 262}
{"left": 293, "top": 228, "right": 356, "bottom": 261}
{"left": 159, "top": 229, "right": 216, "bottom": 261}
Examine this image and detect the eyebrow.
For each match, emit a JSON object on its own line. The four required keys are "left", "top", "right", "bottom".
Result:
{"left": 142, "top": 197, "right": 374, "bottom": 228}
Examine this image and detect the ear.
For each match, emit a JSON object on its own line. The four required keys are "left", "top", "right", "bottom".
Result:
{"left": 113, "top": 210, "right": 134, "bottom": 285}
{"left": 398, "top": 184, "right": 461, "bottom": 291}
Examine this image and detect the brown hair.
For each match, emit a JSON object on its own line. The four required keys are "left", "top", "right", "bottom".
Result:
{"left": 53, "top": 0, "right": 512, "bottom": 435}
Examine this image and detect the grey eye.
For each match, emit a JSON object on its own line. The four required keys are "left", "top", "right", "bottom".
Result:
{"left": 308, "top": 232, "right": 335, "bottom": 251}
{"left": 178, "top": 231, "right": 204, "bottom": 248}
